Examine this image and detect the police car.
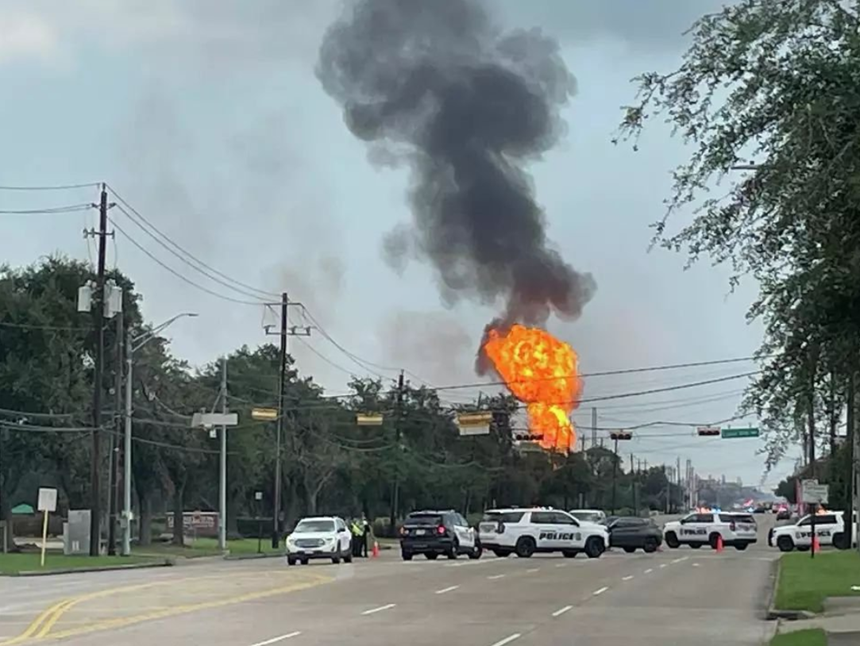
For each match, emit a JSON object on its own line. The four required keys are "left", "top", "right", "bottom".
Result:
{"left": 769, "top": 511, "right": 857, "bottom": 552}
{"left": 478, "top": 508, "right": 609, "bottom": 558}
{"left": 663, "top": 511, "right": 757, "bottom": 550}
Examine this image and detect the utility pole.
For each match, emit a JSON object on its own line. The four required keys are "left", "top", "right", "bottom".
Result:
{"left": 846, "top": 371, "right": 856, "bottom": 553}
{"left": 88, "top": 185, "right": 109, "bottom": 556}
{"left": 390, "top": 370, "right": 405, "bottom": 532}
{"left": 591, "top": 407, "right": 597, "bottom": 449}
{"left": 122, "top": 331, "right": 133, "bottom": 556}
{"left": 609, "top": 431, "right": 631, "bottom": 514}
{"left": 107, "top": 312, "right": 122, "bottom": 555}
{"left": 219, "top": 357, "right": 228, "bottom": 551}
{"left": 267, "top": 293, "right": 310, "bottom": 548}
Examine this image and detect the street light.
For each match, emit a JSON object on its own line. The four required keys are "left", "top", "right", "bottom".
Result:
{"left": 121, "top": 312, "right": 198, "bottom": 556}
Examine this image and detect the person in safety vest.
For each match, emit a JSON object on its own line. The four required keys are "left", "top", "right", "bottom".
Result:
{"left": 350, "top": 519, "right": 363, "bottom": 557}
{"left": 361, "top": 515, "right": 371, "bottom": 557}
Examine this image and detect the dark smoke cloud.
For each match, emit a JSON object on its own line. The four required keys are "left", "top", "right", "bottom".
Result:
{"left": 317, "top": 0, "right": 595, "bottom": 326}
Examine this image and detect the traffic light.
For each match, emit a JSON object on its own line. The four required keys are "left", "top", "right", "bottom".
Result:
{"left": 697, "top": 426, "right": 721, "bottom": 437}
{"left": 609, "top": 431, "right": 632, "bottom": 441}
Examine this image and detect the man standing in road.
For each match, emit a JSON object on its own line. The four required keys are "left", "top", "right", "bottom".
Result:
{"left": 350, "top": 519, "right": 363, "bottom": 557}
{"left": 361, "top": 515, "right": 371, "bottom": 558}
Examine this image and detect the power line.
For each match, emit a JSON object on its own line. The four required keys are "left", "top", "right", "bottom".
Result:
{"left": 0, "top": 320, "right": 91, "bottom": 331}
{"left": 432, "top": 356, "right": 766, "bottom": 392}
{"left": 107, "top": 185, "right": 278, "bottom": 301}
{"left": 0, "top": 182, "right": 100, "bottom": 191}
{"left": 110, "top": 217, "right": 264, "bottom": 306}
{"left": 0, "top": 203, "right": 93, "bottom": 214}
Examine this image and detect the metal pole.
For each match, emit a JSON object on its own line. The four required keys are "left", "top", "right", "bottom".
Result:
{"left": 107, "top": 312, "right": 122, "bottom": 555}
{"left": 122, "top": 332, "right": 132, "bottom": 556}
{"left": 273, "top": 292, "right": 288, "bottom": 548}
{"left": 219, "top": 357, "right": 228, "bottom": 551}
{"left": 89, "top": 184, "right": 108, "bottom": 556}
{"left": 591, "top": 407, "right": 597, "bottom": 450}
{"left": 611, "top": 437, "right": 618, "bottom": 514}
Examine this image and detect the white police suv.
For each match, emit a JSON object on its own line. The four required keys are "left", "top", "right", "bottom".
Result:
{"left": 769, "top": 511, "right": 857, "bottom": 552}
{"left": 663, "top": 511, "right": 757, "bottom": 550}
{"left": 478, "top": 508, "right": 609, "bottom": 559}
{"left": 286, "top": 516, "right": 353, "bottom": 565}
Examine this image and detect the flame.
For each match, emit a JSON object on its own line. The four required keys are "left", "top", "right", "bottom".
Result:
{"left": 483, "top": 324, "right": 582, "bottom": 453}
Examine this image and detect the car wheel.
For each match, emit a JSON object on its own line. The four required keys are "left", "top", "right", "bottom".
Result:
{"left": 689, "top": 543, "right": 702, "bottom": 549}
{"left": 469, "top": 543, "right": 483, "bottom": 560}
{"left": 493, "top": 549, "right": 511, "bottom": 558}
{"left": 797, "top": 545, "right": 810, "bottom": 552}
{"left": 562, "top": 550, "right": 577, "bottom": 558}
{"left": 287, "top": 557, "right": 296, "bottom": 566}
{"left": 332, "top": 556, "right": 341, "bottom": 564}
{"left": 834, "top": 532, "right": 849, "bottom": 550}
{"left": 665, "top": 532, "right": 680, "bottom": 549}
{"left": 643, "top": 538, "right": 658, "bottom": 553}
{"left": 300, "top": 558, "right": 309, "bottom": 565}
{"left": 447, "top": 539, "right": 459, "bottom": 560}
{"left": 426, "top": 553, "right": 439, "bottom": 560}
{"left": 708, "top": 533, "right": 722, "bottom": 549}
{"left": 775, "top": 534, "right": 794, "bottom": 552}
{"left": 401, "top": 551, "right": 413, "bottom": 561}
{"left": 734, "top": 543, "right": 748, "bottom": 551}
{"left": 623, "top": 547, "right": 636, "bottom": 554}
{"left": 515, "top": 536, "right": 536, "bottom": 558}
{"left": 585, "top": 537, "right": 605, "bottom": 559}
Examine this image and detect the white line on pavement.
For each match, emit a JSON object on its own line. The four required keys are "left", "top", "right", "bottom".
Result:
{"left": 679, "top": 556, "right": 689, "bottom": 562}
{"left": 488, "top": 574, "right": 506, "bottom": 580}
{"left": 692, "top": 563, "right": 700, "bottom": 567}
{"left": 555, "top": 563, "right": 568, "bottom": 568}
{"left": 593, "top": 587, "right": 608, "bottom": 596}
{"left": 489, "top": 633, "right": 522, "bottom": 646}
{"left": 435, "top": 585, "right": 460, "bottom": 595}
{"left": 250, "top": 632, "right": 302, "bottom": 646}
{"left": 526, "top": 568, "right": 540, "bottom": 573}
{"left": 361, "top": 604, "right": 396, "bottom": 616}
{"left": 552, "top": 605, "right": 573, "bottom": 617}
{"left": 644, "top": 568, "right": 653, "bottom": 574}
{"left": 659, "top": 563, "right": 667, "bottom": 568}
{"left": 622, "top": 575, "right": 634, "bottom": 581}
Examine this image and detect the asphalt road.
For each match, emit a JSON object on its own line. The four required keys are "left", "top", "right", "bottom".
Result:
{"left": 0, "top": 515, "right": 780, "bottom": 646}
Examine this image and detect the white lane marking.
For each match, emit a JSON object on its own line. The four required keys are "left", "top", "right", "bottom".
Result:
{"left": 250, "top": 632, "right": 302, "bottom": 646}
{"left": 622, "top": 575, "right": 634, "bottom": 581}
{"left": 435, "top": 585, "right": 459, "bottom": 595}
{"left": 552, "top": 605, "right": 573, "bottom": 617}
{"left": 489, "top": 633, "right": 522, "bottom": 646}
{"left": 659, "top": 563, "right": 667, "bottom": 568}
{"left": 679, "top": 556, "right": 689, "bottom": 562}
{"left": 526, "top": 568, "right": 540, "bottom": 573}
{"left": 488, "top": 574, "right": 506, "bottom": 580}
{"left": 644, "top": 568, "right": 653, "bottom": 574}
{"left": 555, "top": 563, "right": 568, "bottom": 568}
{"left": 692, "top": 563, "right": 700, "bottom": 567}
{"left": 361, "top": 603, "right": 396, "bottom": 616}
{"left": 593, "top": 586, "right": 608, "bottom": 596}
{"left": 671, "top": 557, "right": 685, "bottom": 564}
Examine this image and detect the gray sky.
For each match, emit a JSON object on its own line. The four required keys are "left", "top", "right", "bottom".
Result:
{"left": 0, "top": 0, "right": 794, "bottom": 489}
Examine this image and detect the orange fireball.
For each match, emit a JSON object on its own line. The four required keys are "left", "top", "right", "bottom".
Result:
{"left": 483, "top": 324, "right": 582, "bottom": 453}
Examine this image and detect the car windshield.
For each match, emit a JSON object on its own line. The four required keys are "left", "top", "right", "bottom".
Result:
{"left": 570, "top": 511, "right": 602, "bottom": 523}
{"left": 482, "top": 511, "right": 525, "bottom": 523}
{"left": 406, "top": 513, "right": 444, "bottom": 526}
{"left": 294, "top": 520, "right": 335, "bottom": 533}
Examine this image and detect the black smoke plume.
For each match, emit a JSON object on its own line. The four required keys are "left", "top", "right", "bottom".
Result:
{"left": 316, "top": 0, "right": 595, "bottom": 332}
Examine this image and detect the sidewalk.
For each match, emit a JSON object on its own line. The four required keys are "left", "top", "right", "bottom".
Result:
{"left": 777, "top": 597, "right": 860, "bottom": 644}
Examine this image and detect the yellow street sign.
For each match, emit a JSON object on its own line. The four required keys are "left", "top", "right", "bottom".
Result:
{"left": 456, "top": 412, "right": 492, "bottom": 436}
{"left": 251, "top": 408, "right": 278, "bottom": 421}
{"left": 356, "top": 414, "right": 384, "bottom": 426}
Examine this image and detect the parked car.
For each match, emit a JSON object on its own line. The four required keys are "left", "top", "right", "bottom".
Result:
{"left": 776, "top": 508, "right": 791, "bottom": 521}
{"left": 606, "top": 517, "right": 662, "bottom": 553}
{"left": 285, "top": 516, "right": 353, "bottom": 565}
{"left": 399, "top": 510, "right": 481, "bottom": 561}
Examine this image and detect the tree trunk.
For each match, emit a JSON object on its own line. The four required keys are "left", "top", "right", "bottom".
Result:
{"left": 172, "top": 485, "right": 185, "bottom": 546}
{"left": 228, "top": 492, "right": 242, "bottom": 538}
{"left": 305, "top": 485, "right": 318, "bottom": 516}
{"left": 138, "top": 490, "right": 153, "bottom": 547}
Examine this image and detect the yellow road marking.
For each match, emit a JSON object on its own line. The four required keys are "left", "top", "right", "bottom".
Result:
{"left": 46, "top": 573, "right": 331, "bottom": 641}
{"left": 0, "top": 568, "right": 328, "bottom": 645}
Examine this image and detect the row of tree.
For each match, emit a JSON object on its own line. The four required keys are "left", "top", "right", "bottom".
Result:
{"left": 0, "top": 257, "right": 683, "bottom": 548}
{"left": 619, "top": 0, "right": 860, "bottom": 499}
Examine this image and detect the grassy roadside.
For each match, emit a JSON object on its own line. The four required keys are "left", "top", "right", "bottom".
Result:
{"left": 770, "top": 629, "right": 827, "bottom": 646}
{"left": 135, "top": 537, "right": 281, "bottom": 558}
{"left": 776, "top": 552, "right": 860, "bottom": 613}
{"left": 0, "top": 552, "right": 155, "bottom": 575}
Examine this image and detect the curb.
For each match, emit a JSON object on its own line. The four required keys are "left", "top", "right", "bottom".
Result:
{"left": 8, "top": 559, "right": 175, "bottom": 577}
{"left": 224, "top": 552, "right": 285, "bottom": 561}
{"left": 765, "top": 555, "right": 817, "bottom": 621}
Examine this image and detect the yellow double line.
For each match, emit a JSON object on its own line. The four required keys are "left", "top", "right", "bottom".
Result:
{"left": 0, "top": 571, "right": 331, "bottom": 645}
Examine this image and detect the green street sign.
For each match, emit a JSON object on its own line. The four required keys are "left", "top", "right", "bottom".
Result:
{"left": 721, "top": 427, "right": 759, "bottom": 439}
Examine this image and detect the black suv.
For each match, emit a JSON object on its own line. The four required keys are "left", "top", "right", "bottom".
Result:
{"left": 399, "top": 510, "right": 481, "bottom": 561}
{"left": 606, "top": 517, "right": 663, "bottom": 553}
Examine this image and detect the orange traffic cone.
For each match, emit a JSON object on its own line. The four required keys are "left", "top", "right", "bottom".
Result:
{"left": 812, "top": 536, "right": 821, "bottom": 554}
{"left": 716, "top": 535, "right": 724, "bottom": 553}
{"left": 372, "top": 540, "right": 380, "bottom": 558}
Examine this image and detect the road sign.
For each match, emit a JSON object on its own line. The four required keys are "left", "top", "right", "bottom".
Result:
{"left": 801, "top": 479, "right": 829, "bottom": 504}
{"left": 37, "top": 487, "right": 57, "bottom": 512}
{"left": 251, "top": 408, "right": 278, "bottom": 421}
{"left": 191, "top": 412, "right": 238, "bottom": 428}
{"left": 721, "top": 427, "right": 760, "bottom": 439}
{"left": 456, "top": 412, "right": 492, "bottom": 436}
{"left": 356, "top": 414, "right": 384, "bottom": 426}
